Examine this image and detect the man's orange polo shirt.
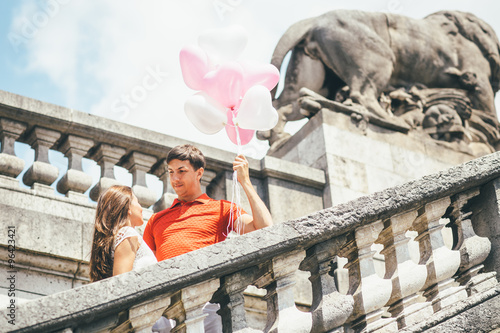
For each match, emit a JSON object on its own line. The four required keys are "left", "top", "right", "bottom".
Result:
{"left": 142, "top": 193, "right": 246, "bottom": 261}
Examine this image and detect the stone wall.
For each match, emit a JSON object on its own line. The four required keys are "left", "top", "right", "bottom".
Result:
{"left": 271, "top": 109, "right": 478, "bottom": 207}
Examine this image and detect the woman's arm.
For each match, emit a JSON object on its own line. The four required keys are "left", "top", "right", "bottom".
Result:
{"left": 112, "top": 236, "right": 139, "bottom": 276}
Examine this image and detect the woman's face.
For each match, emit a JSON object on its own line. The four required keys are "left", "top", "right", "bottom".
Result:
{"left": 128, "top": 193, "right": 143, "bottom": 227}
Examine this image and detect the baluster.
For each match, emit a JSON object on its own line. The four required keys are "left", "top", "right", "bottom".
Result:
{"left": 447, "top": 189, "right": 497, "bottom": 295}
{"left": 339, "top": 220, "right": 396, "bottom": 332}
{"left": 412, "top": 197, "right": 467, "bottom": 313}
{"left": 378, "top": 211, "right": 430, "bottom": 329}
{"left": 122, "top": 151, "right": 158, "bottom": 208}
{"left": 152, "top": 159, "right": 177, "bottom": 212}
{"left": 73, "top": 310, "right": 129, "bottom": 332}
{"left": 89, "top": 143, "right": 126, "bottom": 201}
{"left": 212, "top": 266, "right": 261, "bottom": 333}
{"left": 128, "top": 294, "right": 172, "bottom": 333}
{"left": 22, "top": 126, "right": 61, "bottom": 195}
{"left": 0, "top": 118, "right": 26, "bottom": 186}
{"left": 201, "top": 169, "right": 217, "bottom": 194}
{"left": 299, "top": 236, "right": 354, "bottom": 333}
{"left": 56, "top": 135, "right": 94, "bottom": 200}
{"left": 255, "top": 250, "right": 312, "bottom": 333}
{"left": 471, "top": 177, "right": 500, "bottom": 278}
{"left": 165, "top": 278, "right": 220, "bottom": 333}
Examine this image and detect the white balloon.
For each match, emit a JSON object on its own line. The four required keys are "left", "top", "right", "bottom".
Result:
{"left": 184, "top": 92, "right": 227, "bottom": 135}
{"left": 236, "top": 85, "right": 278, "bottom": 131}
{"left": 198, "top": 25, "right": 248, "bottom": 64}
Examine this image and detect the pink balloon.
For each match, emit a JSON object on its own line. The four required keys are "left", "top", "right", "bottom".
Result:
{"left": 179, "top": 45, "right": 210, "bottom": 91}
{"left": 241, "top": 62, "right": 280, "bottom": 93}
{"left": 202, "top": 62, "right": 244, "bottom": 108}
{"left": 225, "top": 110, "right": 254, "bottom": 145}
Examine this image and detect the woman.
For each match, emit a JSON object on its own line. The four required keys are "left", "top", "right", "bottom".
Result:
{"left": 89, "top": 185, "right": 156, "bottom": 280}
{"left": 89, "top": 185, "right": 173, "bottom": 332}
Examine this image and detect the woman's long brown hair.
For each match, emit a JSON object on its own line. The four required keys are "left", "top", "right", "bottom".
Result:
{"left": 89, "top": 185, "right": 133, "bottom": 282}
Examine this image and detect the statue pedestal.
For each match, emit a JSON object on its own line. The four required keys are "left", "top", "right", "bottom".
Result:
{"left": 267, "top": 108, "right": 481, "bottom": 310}
{"left": 269, "top": 109, "right": 478, "bottom": 207}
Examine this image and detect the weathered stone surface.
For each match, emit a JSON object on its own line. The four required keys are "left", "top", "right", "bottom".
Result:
{"left": 23, "top": 161, "right": 59, "bottom": 187}
{"left": 213, "top": 267, "right": 261, "bottom": 332}
{"left": 56, "top": 135, "right": 94, "bottom": 196}
{"left": 0, "top": 186, "right": 95, "bottom": 223}
{"left": 0, "top": 203, "right": 86, "bottom": 259}
{"left": 266, "top": 177, "right": 324, "bottom": 223}
{"left": 0, "top": 118, "right": 27, "bottom": 155}
{"left": 129, "top": 294, "right": 172, "bottom": 332}
{"left": 273, "top": 109, "right": 479, "bottom": 210}
{"left": 290, "top": 151, "right": 500, "bottom": 248}
{"left": 324, "top": 154, "right": 368, "bottom": 194}
{"left": 300, "top": 236, "right": 354, "bottom": 332}
{"left": 260, "top": 250, "right": 312, "bottom": 333}
{"left": 122, "top": 151, "right": 158, "bottom": 207}
{"left": 0, "top": 153, "right": 24, "bottom": 178}
{"left": 381, "top": 210, "right": 428, "bottom": 327}
{"left": 0, "top": 248, "right": 89, "bottom": 304}
{"left": 57, "top": 168, "right": 93, "bottom": 194}
{"left": 260, "top": 155, "right": 325, "bottom": 188}
{"left": 471, "top": 178, "right": 500, "bottom": 277}
{"left": 400, "top": 284, "right": 500, "bottom": 332}
{"left": 89, "top": 176, "right": 122, "bottom": 202}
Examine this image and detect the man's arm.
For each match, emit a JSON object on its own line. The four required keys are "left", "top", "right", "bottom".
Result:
{"left": 142, "top": 216, "right": 157, "bottom": 257}
{"left": 233, "top": 155, "right": 273, "bottom": 233}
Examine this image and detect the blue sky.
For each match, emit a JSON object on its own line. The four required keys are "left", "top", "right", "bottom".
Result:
{"left": 1, "top": 0, "right": 500, "bottom": 159}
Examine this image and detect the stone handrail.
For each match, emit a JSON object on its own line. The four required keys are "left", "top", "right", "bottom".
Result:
{"left": 1, "top": 149, "right": 499, "bottom": 332}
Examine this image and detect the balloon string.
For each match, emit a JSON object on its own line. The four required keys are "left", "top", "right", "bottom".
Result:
{"left": 234, "top": 111, "right": 243, "bottom": 155}
{"left": 228, "top": 112, "right": 243, "bottom": 236}
{"left": 229, "top": 169, "right": 243, "bottom": 235}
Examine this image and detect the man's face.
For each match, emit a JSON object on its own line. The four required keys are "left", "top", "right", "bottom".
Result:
{"left": 168, "top": 159, "right": 203, "bottom": 200}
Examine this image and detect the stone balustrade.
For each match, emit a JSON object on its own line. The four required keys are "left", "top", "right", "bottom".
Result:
{"left": 1, "top": 90, "right": 500, "bottom": 332}
{"left": 0, "top": 147, "right": 498, "bottom": 332}
{"left": 0, "top": 90, "right": 325, "bottom": 222}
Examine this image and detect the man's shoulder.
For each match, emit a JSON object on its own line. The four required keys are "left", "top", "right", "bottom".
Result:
{"left": 148, "top": 207, "right": 173, "bottom": 224}
{"left": 205, "top": 198, "right": 233, "bottom": 207}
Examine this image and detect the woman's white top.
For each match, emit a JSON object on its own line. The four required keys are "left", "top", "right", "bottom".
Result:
{"left": 113, "top": 226, "right": 157, "bottom": 270}
{"left": 112, "top": 226, "right": 174, "bottom": 333}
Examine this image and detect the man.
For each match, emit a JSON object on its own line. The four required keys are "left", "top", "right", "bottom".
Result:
{"left": 144, "top": 144, "right": 273, "bottom": 332}
{"left": 143, "top": 143, "right": 273, "bottom": 261}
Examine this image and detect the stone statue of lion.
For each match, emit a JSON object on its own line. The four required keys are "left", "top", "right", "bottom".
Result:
{"left": 259, "top": 10, "right": 500, "bottom": 152}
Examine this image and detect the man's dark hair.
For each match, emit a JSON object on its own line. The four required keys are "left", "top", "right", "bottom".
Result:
{"left": 167, "top": 144, "right": 206, "bottom": 170}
